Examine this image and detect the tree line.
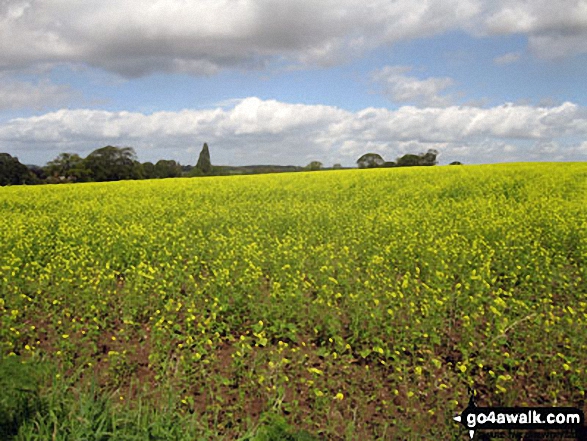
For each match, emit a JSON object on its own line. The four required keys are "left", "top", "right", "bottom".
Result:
{"left": 357, "top": 149, "right": 438, "bottom": 168}
{"left": 0, "top": 143, "right": 459, "bottom": 186}
{"left": 355, "top": 150, "right": 463, "bottom": 168}
{"left": 0, "top": 143, "right": 213, "bottom": 186}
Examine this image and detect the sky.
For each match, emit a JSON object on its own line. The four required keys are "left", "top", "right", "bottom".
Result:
{"left": 1, "top": 0, "right": 587, "bottom": 167}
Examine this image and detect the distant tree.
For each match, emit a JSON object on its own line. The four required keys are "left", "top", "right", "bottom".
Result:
{"left": 418, "top": 149, "right": 438, "bottom": 166}
{"left": 141, "top": 162, "right": 157, "bottom": 179}
{"left": 189, "top": 167, "right": 204, "bottom": 177}
{"left": 332, "top": 163, "right": 342, "bottom": 170}
{"left": 27, "top": 164, "right": 47, "bottom": 181}
{"left": 395, "top": 149, "right": 439, "bottom": 167}
{"left": 131, "top": 160, "right": 144, "bottom": 180}
{"left": 154, "top": 160, "right": 182, "bottom": 178}
{"left": 449, "top": 161, "right": 463, "bottom": 165}
{"left": 357, "top": 153, "right": 385, "bottom": 169}
{"left": 396, "top": 153, "right": 421, "bottom": 167}
{"left": 45, "top": 152, "right": 80, "bottom": 175}
{"left": 83, "top": 146, "right": 138, "bottom": 181}
{"left": 45, "top": 153, "right": 90, "bottom": 182}
{"left": 305, "top": 161, "right": 323, "bottom": 171}
{"left": 0, "top": 153, "right": 35, "bottom": 185}
{"left": 382, "top": 161, "right": 396, "bottom": 168}
{"left": 195, "top": 143, "right": 212, "bottom": 174}
{"left": 180, "top": 164, "right": 194, "bottom": 175}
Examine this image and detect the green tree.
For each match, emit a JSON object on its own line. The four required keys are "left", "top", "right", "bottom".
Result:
{"left": 195, "top": 143, "right": 212, "bottom": 174}
{"left": 27, "top": 164, "right": 47, "bottom": 181}
{"left": 154, "top": 160, "right": 182, "bottom": 178}
{"left": 0, "top": 153, "right": 35, "bottom": 185}
{"left": 141, "top": 162, "right": 157, "bottom": 179}
{"left": 357, "top": 153, "right": 385, "bottom": 169}
{"left": 449, "top": 161, "right": 463, "bottom": 165}
{"left": 332, "top": 163, "right": 342, "bottom": 170}
{"left": 45, "top": 153, "right": 90, "bottom": 182}
{"left": 131, "top": 160, "right": 144, "bottom": 180}
{"left": 83, "top": 146, "right": 139, "bottom": 182}
{"left": 305, "top": 161, "right": 323, "bottom": 171}
{"left": 396, "top": 153, "right": 421, "bottom": 167}
{"left": 396, "top": 149, "right": 438, "bottom": 167}
{"left": 180, "top": 164, "right": 194, "bottom": 175}
{"left": 418, "top": 149, "right": 438, "bottom": 166}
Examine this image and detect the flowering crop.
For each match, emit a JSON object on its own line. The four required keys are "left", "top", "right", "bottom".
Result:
{"left": 0, "top": 163, "right": 585, "bottom": 438}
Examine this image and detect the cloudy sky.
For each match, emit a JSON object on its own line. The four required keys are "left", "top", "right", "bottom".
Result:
{"left": 1, "top": 0, "right": 587, "bottom": 167}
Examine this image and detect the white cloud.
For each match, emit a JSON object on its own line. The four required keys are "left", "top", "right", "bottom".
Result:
{"left": 481, "top": 0, "right": 587, "bottom": 58}
{"left": 4, "top": 0, "right": 586, "bottom": 76}
{"left": 1, "top": 0, "right": 478, "bottom": 76}
{"left": 371, "top": 66, "right": 454, "bottom": 107}
{"left": 493, "top": 51, "right": 521, "bottom": 65}
{"left": 1, "top": 98, "right": 587, "bottom": 166}
{"left": 0, "top": 77, "right": 79, "bottom": 110}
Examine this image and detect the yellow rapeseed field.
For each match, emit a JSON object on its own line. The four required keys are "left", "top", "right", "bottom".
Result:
{"left": 1, "top": 162, "right": 586, "bottom": 439}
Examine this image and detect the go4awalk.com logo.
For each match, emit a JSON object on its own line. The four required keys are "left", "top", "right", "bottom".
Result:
{"left": 453, "top": 391, "right": 585, "bottom": 440}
